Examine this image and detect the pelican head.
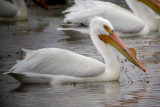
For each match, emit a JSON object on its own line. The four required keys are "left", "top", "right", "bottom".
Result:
{"left": 90, "top": 17, "right": 146, "bottom": 72}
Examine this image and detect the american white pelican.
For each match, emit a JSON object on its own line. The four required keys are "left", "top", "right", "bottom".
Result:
{"left": 0, "top": 0, "right": 49, "bottom": 21}
{"left": 5, "top": 17, "right": 146, "bottom": 84}
{"left": 60, "top": 0, "right": 159, "bottom": 38}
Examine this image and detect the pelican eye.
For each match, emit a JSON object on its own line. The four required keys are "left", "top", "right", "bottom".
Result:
{"left": 104, "top": 25, "right": 113, "bottom": 35}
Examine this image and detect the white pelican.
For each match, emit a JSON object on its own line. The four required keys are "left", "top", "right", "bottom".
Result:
{"left": 0, "top": 0, "right": 49, "bottom": 21}
{"left": 60, "top": 0, "right": 159, "bottom": 38}
{"left": 5, "top": 17, "right": 146, "bottom": 84}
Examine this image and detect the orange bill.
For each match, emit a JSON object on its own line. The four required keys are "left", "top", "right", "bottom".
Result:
{"left": 98, "top": 31, "right": 146, "bottom": 72}
{"left": 138, "top": 0, "right": 160, "bottom": 15}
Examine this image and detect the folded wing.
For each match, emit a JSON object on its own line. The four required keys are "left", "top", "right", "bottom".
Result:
{"left": 9, "top": 48, "right": 106, "bottom": 77}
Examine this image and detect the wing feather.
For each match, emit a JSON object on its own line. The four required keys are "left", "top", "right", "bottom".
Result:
{"left": 63, "top": 0, "right": 145, "bottom": 33}
{"left": 9, "top": 48, "right": 106, "bottom": 77}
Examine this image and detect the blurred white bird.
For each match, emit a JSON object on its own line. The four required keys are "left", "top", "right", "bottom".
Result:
{"left": 0, "top": 0, "right": 49, "bottom": 21}
{"left": 5, "top": 17, "right": 145, "bottom": 84}
{"left": 58, "top": 0, "right": 159, "bottom": 38}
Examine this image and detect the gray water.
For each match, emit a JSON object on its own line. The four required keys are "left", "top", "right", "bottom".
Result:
{"left": 0, "top": 2, "right": 160, "bottom": 107}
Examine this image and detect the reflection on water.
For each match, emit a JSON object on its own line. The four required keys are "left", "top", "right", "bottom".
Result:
{"left": 0, "top": 2, "right": 160, "bottom": 107}
{"left": 8, "top": 82, "right": 120, "bottom": 107}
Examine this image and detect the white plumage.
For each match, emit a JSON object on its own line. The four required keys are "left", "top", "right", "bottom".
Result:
{"left": 60, "top": 0, "right": 158, "bottom": 38}
{"left": 125, "top": 0, "right": 158, "bottom": 32}
{"left": 0, "top": 0, "right": 48, "bottom": 21}
{"left": 10, "top": 48, "right": 105, "bottom": 78}
{"left": 0, "top": 0, "right": 28, "bottom": 21}
{"left": 6, "top": 17, "right": 145, "bottom": 84}
{"left": 63, "top": 0, "right": 145, "bottom": 33}
{"left": 6, "top": 17, "right": 121, "bottom": 84}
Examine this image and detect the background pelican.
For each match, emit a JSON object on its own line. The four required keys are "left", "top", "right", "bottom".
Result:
{"left": 0, "top": 0, "right": 49, "bottom": 21}
{"left": 59, "top": 0, "right": 159, "bottom": 38}
{"left": 5, "top": 17, "right": 145, "bottom": 84}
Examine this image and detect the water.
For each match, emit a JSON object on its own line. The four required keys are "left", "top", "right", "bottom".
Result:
{"left": 0, "top": 2, "right": 160, "bottom": 107}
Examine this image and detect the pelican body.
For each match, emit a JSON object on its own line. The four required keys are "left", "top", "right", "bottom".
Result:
{"left": 0, "top": 0, "right": 27, "bottom": 21}
{"left": 5, "top": 17, "right": 146, "bottom": 84}
{"left": 0, "top": 0, "right": 48, "bottom": 21}
{"left": 62, "top": 0, "right": 159, "bottom": 37}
